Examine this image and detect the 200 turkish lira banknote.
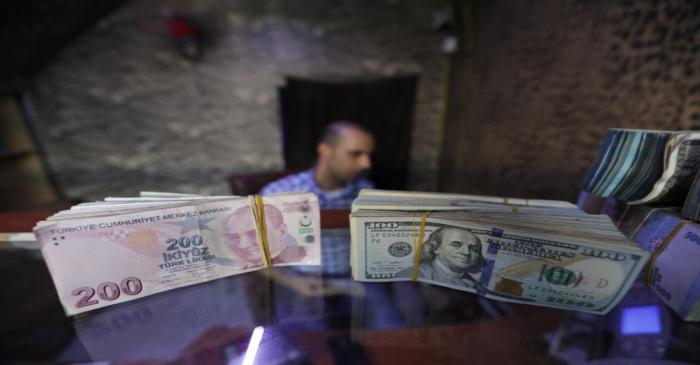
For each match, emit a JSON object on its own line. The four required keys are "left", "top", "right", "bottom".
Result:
{"left": 34, "top": 193, "right": 320, "bottom": 315}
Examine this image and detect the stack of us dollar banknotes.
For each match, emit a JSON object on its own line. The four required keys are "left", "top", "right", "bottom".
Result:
{"left": 350, "top": 190, "right": 650, "bottom": 314}
{"left": 33, "top": 191, "right": 321, "bottom": 316}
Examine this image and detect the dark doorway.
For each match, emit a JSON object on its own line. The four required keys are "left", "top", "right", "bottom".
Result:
{"left": 278, "top": 76, "right": 417, "bottom": 190}
{"left": 0, "top": 94, "right": 67, "bottom": 210}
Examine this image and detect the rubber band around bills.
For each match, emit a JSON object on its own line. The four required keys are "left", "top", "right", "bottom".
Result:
{"left": 500, "top": 197, "right": 523, "bottom": 212}
{"left": 254, "top": 195, "right": 273, "bottom": 268}
{"left": 645, "top": 222, "right": 685, "bottom": 286}
{"left": 411, "top": 212, "right": 431, "bottom": 281}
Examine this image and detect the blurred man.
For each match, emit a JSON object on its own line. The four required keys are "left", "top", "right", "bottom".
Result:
{"left": 261, "top": 121, "right": 375, "bottom": 209}
{"left": 260, "top": 121, "right": 374, "bottom": 276}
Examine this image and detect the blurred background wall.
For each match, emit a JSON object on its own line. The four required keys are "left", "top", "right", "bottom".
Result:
{"left": 442, "top": 0, "right": 700, "bottom": 201}
{"left": 20, "top": 0, "right": 450, "bottom": 201}
{"left": 2, "top": 0, "right": 700, "bottom": 208}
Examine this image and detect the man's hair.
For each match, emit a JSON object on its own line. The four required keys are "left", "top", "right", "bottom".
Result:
{"left": 319, "top": 121, "right": 373, "bottom": 146}
{"left": 420, "top": 227, "right": 484, "bottom": 274}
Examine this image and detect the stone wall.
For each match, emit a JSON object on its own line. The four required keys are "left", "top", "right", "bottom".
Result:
{"left": 450, "top": 0, "right": 700, "bottom": 201}
{"left": 30, "top": 0, "right": 450, "bottom": 200}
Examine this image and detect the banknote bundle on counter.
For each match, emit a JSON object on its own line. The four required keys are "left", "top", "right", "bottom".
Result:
{"left": 350, "top": 189, "right": 649, "bottom": 314}
{"left": 581, "top": 128, "right": 700, "bottom": 204}
{"left": 682, "top": 167, "right": 700, "bottom": 221}
{"left": 33, "top": 191, "right": 321, "bottom": 316}
{"left": 612, "top": 205, "right": 700, "bottom": 321}
{"left": 577, "top": 128, "right": 700, "bottom": 321}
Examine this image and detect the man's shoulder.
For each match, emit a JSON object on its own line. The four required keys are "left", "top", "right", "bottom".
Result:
{"left": 260, "top": 169, "right": 314, "bottom": 194}
{"left": 353, "top": 176, "right": 375, "bottom": 190}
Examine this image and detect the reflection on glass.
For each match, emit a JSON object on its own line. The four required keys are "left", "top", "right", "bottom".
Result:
{"left": 73, "top": 276, "right": 257, "bottom": 361}
{"left": 241, "top": 326, "right": 264, "bottom": 365}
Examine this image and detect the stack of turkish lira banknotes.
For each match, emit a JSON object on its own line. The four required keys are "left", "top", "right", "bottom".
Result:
{"left": 581, "top": 128, "right": 700, "bottom": 204}
{"left": 615, "top": 204, "right": 700, "bottom": 321}
{"left": 34, "top": 191, "right": 321, "bottom": 316}
{"left": 350, "top": 189, "right": 649, "bottom": 314}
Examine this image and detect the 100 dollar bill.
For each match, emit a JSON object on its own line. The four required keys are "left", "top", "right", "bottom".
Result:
{"left": 35, "top": 194, "right": 320, "bottom": 315}
{"left": 351, "top": 217, "right": 648, "bottom": 314}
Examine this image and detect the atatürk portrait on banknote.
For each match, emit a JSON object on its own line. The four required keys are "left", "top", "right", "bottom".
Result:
{"left": 224, "top": 205, "right": 306, "bottom": 268}
{"left": 402, "top": 227, "right": 486, "bottom": 289}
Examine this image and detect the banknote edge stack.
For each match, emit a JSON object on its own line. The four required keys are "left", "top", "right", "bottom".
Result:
{"left": 579, "top": 192, "right": 700, "bottom": 321}
{"left": 581, "top": 128, "right": 700, "bottom": 205}
{"left": 350, "top": 189, "right": 650, "bottom": 315}
{"left": 33, "top": 191, "right": 321, "bottom": 316}
{"left": 681, "top": 167, "right": 700, "bottom": 222}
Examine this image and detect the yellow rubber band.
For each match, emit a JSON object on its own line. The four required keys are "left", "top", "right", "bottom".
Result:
{"left": 645, "top": 222, "right": 685, "bottom": 286}
{"left": 411, "top": 212, "right": 430, "bottom": 281}
{"left": 254, "top": 195, "right": 272, "bottom": 268}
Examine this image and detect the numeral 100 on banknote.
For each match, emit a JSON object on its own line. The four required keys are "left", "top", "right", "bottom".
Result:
{"left": 72, "top": 277, "right": 143, "bottom": 309}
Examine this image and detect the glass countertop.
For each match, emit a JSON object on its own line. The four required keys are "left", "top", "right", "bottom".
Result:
{"left": 2, "top": 229, "right": 700, "bottom": 365}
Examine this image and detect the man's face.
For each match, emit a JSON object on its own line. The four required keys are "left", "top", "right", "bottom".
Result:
{"left": 435, "top": 229, "right": 482, "bottom": 273}
{"left": 225, "top": 211, "right": 285, "bottom": 264}
{"left": 326, "top": 129, "right": 375, "bottom": 183}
